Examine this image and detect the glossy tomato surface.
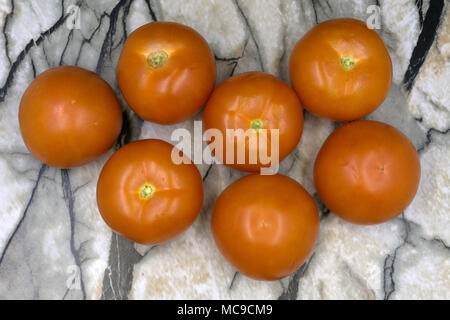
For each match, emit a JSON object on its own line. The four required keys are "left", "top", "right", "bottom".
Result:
{"left": 212, "top": 174, "right": 319, "bottom": 280}
{"left": 117, "top": 22, "right": 216, "bottom": 124}
{"left": 203, "top": 72, "right": 303, "bottom": 172}
{"left": 97, "top": 139, "right": 203, "bottom": 245}
{"left": 19, "top": 66, "right": 123, "bottom": 168}
{"left": 314, "top": 120, "right": 420, "bottom": 225}
{"left": 289, "top": 18, "right": 392, "bottom": 121}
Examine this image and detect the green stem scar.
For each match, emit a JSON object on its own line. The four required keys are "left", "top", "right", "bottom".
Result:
{"left": 139, "top": 183, "right": 155, "bottom": 199}
{"left": 147, "top": 50, "right": 169, "bottom": 69}
{"left": 251, "top": 119, "right": 263, "bottom": 131}
{"left": 341, "top": 55, "right": 355, "bottom": 70}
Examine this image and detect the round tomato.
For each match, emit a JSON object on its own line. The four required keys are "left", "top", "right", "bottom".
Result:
{"left": 97, "top": 139, "right": 203, "bottom": 245}
{"left": 19, "top": 66, "right": 123, "bottom": 168}
{"left": 289, "top": 18, "right": 392, "bottom": 121}
{"left": 203, "top": 72, "right": 303, "bottom": 172}
{"left": 314, "top": 120, "right": 420, "bottom": 225}
{"left": 117, "top": 22, "right": 216, "bottom": 124}
{"left": 211, "top": 174, "right": 319, "bottom": 280}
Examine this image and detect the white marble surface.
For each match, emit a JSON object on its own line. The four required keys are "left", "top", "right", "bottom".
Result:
{"left": 0, "top": 0, "right": 448, "bottom": 300}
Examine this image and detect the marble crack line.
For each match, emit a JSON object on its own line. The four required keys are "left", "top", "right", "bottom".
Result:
{"left": 312, "top": 0, "right": 333, "bottom": 22}
{"left": 202, "top": 163, "right": 214, "bottom": 181}
{"left": 0, "top": 164, "right": 46, "bottom": 266}
{"left": 144, "top": 0, "right": 158, "bottom": 22}
{"left": 383, "top": 245, "right": 401, "bottom": 300}
{"left": 0, "top": 5, "right": 69, "bottom": 103}
{"left": 61, "top": 169, "right": 87, "bottom": 299}
{"left": 228, "top": 271, "right": 239, "bottom": 291}
{"left": 58, "top": 29, "right": 74, "bottom": 66}
{"left": 403, "top": 0, "right": 445, "bottom": 91}
{"left": 234, "top": 0, "right": 264, "bottom": 72}
{"left": 421, "top": 237, "right": 450, "bottom": 252}
{"left": 382, "top": 214, "right": 412, "bottom": 300}
{"left": 111, "top": 0, "right": 133, "bottom": 51}
{"left": 417, "top": 126, "right": 450, "bottom": 154}
{"left": 278, "top": 252, "right": 315, "bottom": 300}
{"left": 2, "top": 0, "right": 15, "bottom": 66}
{"left": 415, "top": 0, "right": 425, "bottom": 27}
{"left": 230, "top": 38, "right": 250, "bottom": 77}
{"left": 74, "top": 11, "right": 108, "bottom": 66}
{"left": 214, "top": 37, "right": 249, "bottom": 64}
{"left": 95, "top": 0, "right": 131, "bottom": 74}
{"left": 117, "top": 109, "right": 144, "bottom": 148}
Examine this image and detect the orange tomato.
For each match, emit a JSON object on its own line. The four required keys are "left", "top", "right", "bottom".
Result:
{"left": 19, "top": 66, "right": 123, "bottom": 168}
{"left": 203, "top": 72, "right": 303, "bottom": 172}
{"left": 314, "top": 120, "right": 420, "bottom": 225}
{"left": 289, "top": 18, "right": 392, "bottom": 121}
{"left": 97, "top": 139, "right": 203, "bottom": 245}
{"left": 117, "top": 22, "right": 216, "bottom": 124}
{"left": 211, "top": 174, "right": 319, "bottom": 280}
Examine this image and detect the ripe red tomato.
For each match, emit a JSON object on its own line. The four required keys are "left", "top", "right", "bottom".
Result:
{"left": 314, "top": 120, "right": 420, "bottom": 225}
{"left": 203, "top": 72, "right": 303, "bottom": 172}
{"left": 19, "top": 66, "right": 123, "bottom": 168}
{"left": 211, "top": 174, "right": 319, "bottom": 280}
{"left": 289, "top": 18, "right": 392, "bottom": 121}
{"left": 96, "top": 139, "right": 203, "bottom": 245}
{"left": 117, "top": 22, "right": 216, "bottom": 124}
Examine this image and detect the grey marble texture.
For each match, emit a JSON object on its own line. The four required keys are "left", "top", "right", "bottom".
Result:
{"left": 0, "top": 0, "right": 448, "bottom": 299}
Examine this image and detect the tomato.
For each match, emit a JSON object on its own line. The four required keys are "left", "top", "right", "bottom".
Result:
{"left": 289, "top": 18, "right": 392, "bottom": 121}
{"left": 96, "top": 139, "right": 203, "bottom": 245}
{"left": 314, "top": 120, "right": 420, "bottom": 225}
{"left": 203, "top": 72, "right": 303, "bottom": 172}
{"left": 19, "top": 66, "right": 123, "bottom": 168}
{"left": 211, "top": 174, "right": 319, "bottom": 280}
{"left": 117, "top": 22, "right": 216, "bottom": 124}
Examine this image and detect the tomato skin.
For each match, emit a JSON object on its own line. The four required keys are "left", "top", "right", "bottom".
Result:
{"left": 211, "top": 174, "right": 319, "bottom": 281}
{"left": 314, "top": 120, "right": 420, "bottom": 225}
{"left": 19, "top": 66, "right": 123, "bottom": 168}
{"left": 96, "top": 139, "right": 203, "bottom": 245}
{"left": 289, "top": 18, "right": 392, "bottom": 121}
{"left": 203, "top": 72, "right": 303, "bottom": 172}
{"left": 117, "top": 22, "right": 216, "bottom": 124}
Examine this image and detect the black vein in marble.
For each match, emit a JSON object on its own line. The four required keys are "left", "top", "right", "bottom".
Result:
{"left": 382, "top": 214, "right": 412, "bottom": 300}
{"left": 312, "top": 0, "right": 333, "bottom": 22}
{"left": 0, "top": 164, "right": 46, "bottom": 266}
{"left": 278, "top": 253, "right": 315, "bottom": 300}
{"left": 74, "top": 12, "right": 107, "bottom": 66}
{"left": 311, "top": 0, "right": 319, "bottom": 24}
{"left": 202, "top": 163, "right": 214, "bottom": 181}
{"left": 0, "top": 5, "right": 68, "bottom": 103}
{"left": 61, "top": 169, "right": 87, "bottom": 299}
{"left": 30, "top": 57, "right": 37, "bottom": 79}
{"left": 59, "top": 30, "right": 74, "bottom": 66}
{"left": 417, "top": 127, "right": 450, "bottom": 154}
{"left": 95, "top": 0, "right": 129, "bottom": 74}
{"left": 415, "top": 0, "right": 425, "bottom": 27}
{"left": 223, "top": 38, "right": 249, "bottom": 77}
{"left": 101, "top": 233, "right": 141, "bottom": 300}
{"left": 403, "top": 0, "right": 445, "bottom": 91}
{"left": 228, "top": 271, "right": 239, "bottom": 290}
{"left": 2, "top": 0, "right": 14, "bottom": 66}
{"left": 234, "top": 0, "right": 264, "bottom": 72}
{"left": 144, "top": 0, "right": 158, "bottom": 21}
{"left": 313, "top": 193, "right": 330, "bottom": 221}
